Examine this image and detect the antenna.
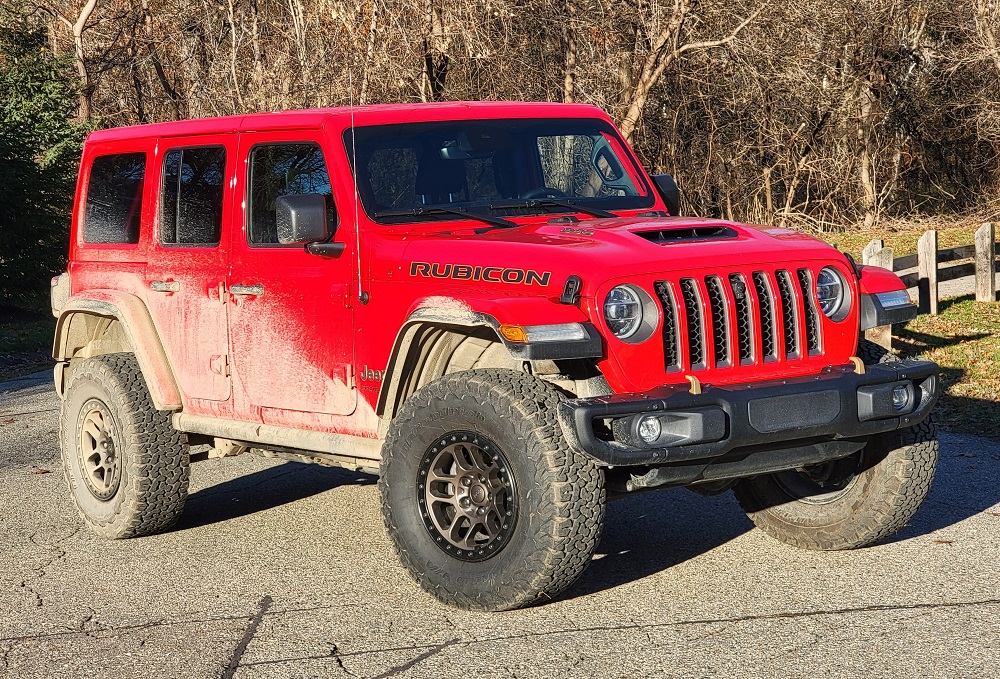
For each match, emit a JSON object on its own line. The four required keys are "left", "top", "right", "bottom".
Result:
{"left": 349, "top": 69, "right": 364, "bottom": 304}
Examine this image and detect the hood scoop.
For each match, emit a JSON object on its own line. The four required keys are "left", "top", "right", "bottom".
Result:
{"left": 631, "top": 225, "right": 737, "bottom": 244}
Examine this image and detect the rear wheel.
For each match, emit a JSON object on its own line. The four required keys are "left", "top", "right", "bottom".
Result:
{"left": 733, "top": 341, "right": 937, "bottom": 550}
{"left": 60, "top": 353, "right": 190, "bottom": 538}
{"left": 380, "top": 369, "right": 605, "bottom": 611}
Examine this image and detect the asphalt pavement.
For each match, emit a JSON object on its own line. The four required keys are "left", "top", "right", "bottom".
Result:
{"left": 1, "top": 371, "right": 998, "bottom": 678}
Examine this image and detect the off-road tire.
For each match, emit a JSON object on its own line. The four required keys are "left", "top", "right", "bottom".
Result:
{"left": 379, "top": 369, "right": 605, "bottom": 611}
{"left": 733, "top": 340, "right": 938, "bottom": 550}
{"left": 60, "top": 353, "right": 190, "bottom": 538}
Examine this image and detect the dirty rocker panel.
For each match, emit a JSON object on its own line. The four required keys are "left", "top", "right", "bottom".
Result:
{"left": 558, "top": 359, "right": 939, "bottom": 469}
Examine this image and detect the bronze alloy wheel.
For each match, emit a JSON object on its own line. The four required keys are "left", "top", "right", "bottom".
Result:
{"left": 417, "top": 431, "right": 518, "bottom": 562}
{"left": 76, "top": 398, "right": 122, "bottom": 501}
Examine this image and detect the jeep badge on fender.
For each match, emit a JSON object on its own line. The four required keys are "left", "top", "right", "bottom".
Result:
{"left": 51, "top": 102, "right": 939, "bottom": 611}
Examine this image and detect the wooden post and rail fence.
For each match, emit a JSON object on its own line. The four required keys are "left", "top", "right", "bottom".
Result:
{"left": 860, "top": 222, "right": 998, "bottom": 349}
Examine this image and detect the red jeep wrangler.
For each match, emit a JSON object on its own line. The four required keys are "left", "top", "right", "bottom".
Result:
{"left": 51, "top": 102, "right": 939, "bottom": 611}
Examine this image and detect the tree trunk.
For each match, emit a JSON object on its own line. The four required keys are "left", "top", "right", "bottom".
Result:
{"left": 562, "top": 0, "right": 576, "bottom": 103}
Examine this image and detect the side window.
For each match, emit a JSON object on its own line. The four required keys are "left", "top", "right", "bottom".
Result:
{"left": 83, "top": 153, "right": 146, "bottom": 244}
{"left": 160, "top": 146, "right": 226, "bottom": 246}
{"left": 248, "top": 143, "right": 335, "bottom": 245}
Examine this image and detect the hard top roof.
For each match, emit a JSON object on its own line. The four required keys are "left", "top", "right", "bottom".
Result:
{"left": 86, "top": 101, "right": 609, "bottom": 143}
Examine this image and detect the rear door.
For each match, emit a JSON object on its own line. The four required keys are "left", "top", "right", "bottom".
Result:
{"left": 227, "top": 131, "right": 357, "bottom": 419}
{"left": 145, "top": 137, "right": 233, "bottom": 402}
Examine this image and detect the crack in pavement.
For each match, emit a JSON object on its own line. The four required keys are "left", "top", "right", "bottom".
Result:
{"left": 330, "top": 643, "right": 358, "bottom": 678}
{"left": 235, "top": 595, "right": 1000, "bottom": 669}
{"left": 369, "top": 637, "right": 460, "bottom": 679}
{"left": 7, "top": 594, "right": 998, "bottom": 671}
{"left": 2, "top": 407, "right": 59, "bottom": 418}
{"left": 19, "top": 525, "right": 82, "bottom": 609}
{"left": 221, "top": 595, "right": 272, "bottom": 679}
{"left": 0, "top": 641, "right": 12, "bottom": 674}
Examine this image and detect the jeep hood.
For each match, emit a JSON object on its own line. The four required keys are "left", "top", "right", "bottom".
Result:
{"left": 391, "top": 216, "right": 850, "bottom": 288}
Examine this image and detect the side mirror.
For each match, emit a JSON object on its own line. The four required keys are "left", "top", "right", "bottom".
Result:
{"left": 651, "top": 174, "right": 681, "bottom": 216}
{"left": 276, "top": 194, "right": 329, "bottom": 245}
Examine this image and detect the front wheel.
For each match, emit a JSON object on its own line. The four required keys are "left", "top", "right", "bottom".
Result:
{"left": 379, "top": 369, "right": 605, "bottom": 611}
{"left": 734, "top": 341, "right": 938, "bottom": 550}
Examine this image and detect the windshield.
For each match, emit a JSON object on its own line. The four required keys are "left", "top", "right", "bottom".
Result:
{"left": 345, "top": 119, "right": 654, "bottom": 224}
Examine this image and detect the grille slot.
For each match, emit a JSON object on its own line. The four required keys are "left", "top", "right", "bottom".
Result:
{"left": 680, "top": 279, "right": 706, "bottom": 370}
{"left": 796, "top": 268, "right": 822, "bottom": 355}
{"left": 729, "top": 273, "right": 754, "bottom": 364}
{"left": 705, "top": 276, "right": 730, "bottom": 367}
{"left": 775, "top": 270, "right": 800, "bottom": 359}
{"left": 654, "top": 281, "right": 681, "bottom": 371}
{"left": 752, "top": 272, "right": 778, "bottom": 362}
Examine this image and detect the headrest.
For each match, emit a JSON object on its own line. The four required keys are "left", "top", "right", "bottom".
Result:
{"left": 415, "top": 150, "right": 467, "bottom": 199}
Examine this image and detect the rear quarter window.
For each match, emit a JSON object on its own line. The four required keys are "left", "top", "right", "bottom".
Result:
{"left": 83, "top": 153, "right": 146, "bottom": 244}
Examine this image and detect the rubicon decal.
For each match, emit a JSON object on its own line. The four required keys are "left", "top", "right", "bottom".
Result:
{"left": 410, "top": 262, "right": 551, "bottom": 286}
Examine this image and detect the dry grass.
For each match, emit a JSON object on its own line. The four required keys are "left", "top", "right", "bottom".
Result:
{"left": 895, "top": 297, "right": 1000, "bottom": 441}
{"left": 813, "top": 214, "right": 995, "bottom": 260}
{"left": 805, "top": 216, "right": 1000, "bottom": 440}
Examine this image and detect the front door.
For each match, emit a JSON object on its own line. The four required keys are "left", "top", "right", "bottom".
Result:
{"left": 145, "top": 137, "right": 232, "bottom": 403}
{"left": 228, "top": 133, "right": 357, "bottom": 419}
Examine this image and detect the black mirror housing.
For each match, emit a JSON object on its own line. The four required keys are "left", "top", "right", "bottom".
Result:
{"left": 651, "top": 174, "right": 681, "bottom": 216}
{"left": 276, "top": 194, "right": 329, "bottom": 245}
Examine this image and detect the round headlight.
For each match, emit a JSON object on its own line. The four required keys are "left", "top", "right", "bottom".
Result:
{"left": 816, "top": 267, "right": 846, "bottom": 319}
{"left": 604, "top": 285, "right": 643, "bottom": 339}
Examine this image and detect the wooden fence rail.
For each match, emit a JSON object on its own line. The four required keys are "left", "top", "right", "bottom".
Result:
{"left": 861, "top": 222, "right": 999, "bottom": 316}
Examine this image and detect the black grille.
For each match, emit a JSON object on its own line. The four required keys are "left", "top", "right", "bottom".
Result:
{"left": 752, "top": 272, "right": 778, "bottom": 361}
{"left": 680, "top": 279, "right": 705, "bottom": 369}
{"left": 797, "top": 269, "right": 822, "bottom": 354}
{"left": 705, "top": 276, "right": 730, "bottom": 367}
{"left": 653, "top": 269, "right": 818, "bottom": 372}
{"left": 654, "top": 281, "right": 681, "bottom": 371}
{"left": 729, "top": 274, "right": 754, "bottom": 364}
{"left": 775, "top": 271, "right": 799, "bottom": 358}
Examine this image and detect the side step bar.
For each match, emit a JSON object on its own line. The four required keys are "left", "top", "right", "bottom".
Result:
{"left": 172, "top": 413, "right": 383, "bottom": 473}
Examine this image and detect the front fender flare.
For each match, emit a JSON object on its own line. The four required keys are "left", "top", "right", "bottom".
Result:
{"left": 375, "top": 296, "right": 597, "bottom": 419}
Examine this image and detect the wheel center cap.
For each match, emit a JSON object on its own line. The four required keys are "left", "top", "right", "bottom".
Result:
{"left": 469, "top": 484, "right": 487, "bottom": 504}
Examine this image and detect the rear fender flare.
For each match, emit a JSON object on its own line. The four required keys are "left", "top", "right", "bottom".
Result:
{"left": 53, "top": 291, "right": 182, "bottom": 410}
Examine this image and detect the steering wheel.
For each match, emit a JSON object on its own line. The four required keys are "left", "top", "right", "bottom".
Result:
{"left": 520, "top": 187, "right": 568, "bottom": 199}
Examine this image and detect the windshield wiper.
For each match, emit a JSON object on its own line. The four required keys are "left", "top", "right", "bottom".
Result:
{"left": 491, "top": 199, "right": 619, "bottom": 220}
{"left": 374, "top": 206, "right": 517, "bottom": 230}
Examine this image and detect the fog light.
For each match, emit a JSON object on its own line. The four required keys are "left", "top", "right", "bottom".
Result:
{"left": 637, "top": 415, "right": 662, "bottom": 444}
{"left": 892, "top": 385, "right": 910, "bottom": 412}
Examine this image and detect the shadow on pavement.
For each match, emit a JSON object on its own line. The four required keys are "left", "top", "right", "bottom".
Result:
{"left": 172, "top": 412, "right": 999, "bottom": 598}
{"left": 890, "top": 428, "right": 1000, "bottom": 541}
{"left": 566, "top": 423, "right": 1000, "bottom": 600}
{"left": 176, "top": 461, "right": 376, "bottom": 531}
{"left": 563, "top": 487, "right": 752, "bottom": 601}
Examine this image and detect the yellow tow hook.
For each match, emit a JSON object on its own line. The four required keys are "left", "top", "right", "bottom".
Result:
{"left": 849, "top": 356, "right": 866, "bottom": 375}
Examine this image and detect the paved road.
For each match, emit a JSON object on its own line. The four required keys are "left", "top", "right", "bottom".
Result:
{"left": 2, "top": 372, "right": 998, "bottom": 678}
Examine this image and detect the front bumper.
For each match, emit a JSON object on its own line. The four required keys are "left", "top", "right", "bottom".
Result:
{"left": 558, "top": 359, "right": 939, "bottom": 471}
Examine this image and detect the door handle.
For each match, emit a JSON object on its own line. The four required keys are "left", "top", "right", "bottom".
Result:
{"left": 149, "top": 280, "right": 180, "bottom": 293}
{"left": 230, "top": 284, "right": 264, "bottom": 296}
